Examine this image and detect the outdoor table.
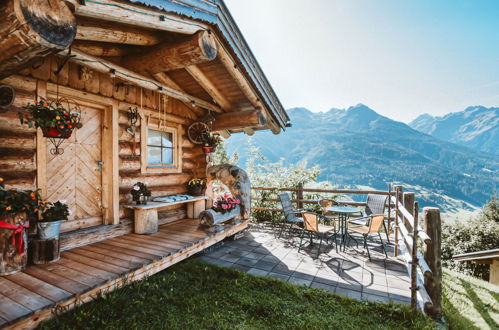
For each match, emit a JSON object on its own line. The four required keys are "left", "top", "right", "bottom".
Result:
{"left": 326, "top": 206, "right": 361, "bottom": 251}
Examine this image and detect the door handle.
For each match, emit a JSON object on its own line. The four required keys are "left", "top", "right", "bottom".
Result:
{"left": 97, "top": 159, "right": 104, "bottom": 172}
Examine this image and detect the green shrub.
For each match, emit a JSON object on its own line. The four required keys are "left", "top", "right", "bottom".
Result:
{"left": 441, "top": 194, "right": 499, "bottom": 280}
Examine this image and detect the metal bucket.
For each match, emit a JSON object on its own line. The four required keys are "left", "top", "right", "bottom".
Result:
{"left": 37, "top": 220, "right": 62, "bottom": 240}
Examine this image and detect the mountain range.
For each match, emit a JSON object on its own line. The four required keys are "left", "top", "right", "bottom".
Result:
{"left": 409, "top": 106, "right": 498, "bottom": 155}
{"left": 226, "top": 104, "right": 499, "bottom": 212}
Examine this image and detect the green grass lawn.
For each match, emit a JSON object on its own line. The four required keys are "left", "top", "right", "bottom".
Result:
{"left": 39, "top": 259, "right": 434, "bottom": 329}
{"left": 442, "top": 269, "right": 499, "bottom": 330}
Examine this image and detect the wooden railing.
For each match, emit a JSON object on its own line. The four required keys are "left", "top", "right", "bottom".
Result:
{"left": 251, "top": 185, "right": 443, "bottom": 320}
{"left": 392, "top": 186, "right": 442, "bottom": 319}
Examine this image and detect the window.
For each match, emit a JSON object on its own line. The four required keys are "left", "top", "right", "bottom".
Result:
{"left": 147, "top": 129, "right": 174, "bottom": 166}
{"left": 141, "top": 123, "right": 182, "bottom": 174}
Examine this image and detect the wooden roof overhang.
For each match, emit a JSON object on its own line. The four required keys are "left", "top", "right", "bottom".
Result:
{"left": 0, "top": 0, "right": 290, "bottom": 135}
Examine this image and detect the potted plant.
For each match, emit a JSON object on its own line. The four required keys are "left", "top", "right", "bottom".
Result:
{"left": 187, "top": 178, "right": 206, "bottom": 196}
{"left": 38, "top": 200, "right": 70, "bottom": 240}
{"left": 201, "top": 133, "right": 222, "bottom": 153}
{"left": 0, "top": 178, "right": 42, "bottom": 275}
{"left": 212, "top": 193, "right": 241, "bottom": 214}
{"left": 19, "top": 98, "right": 82, "bottom": 138}
{"left": 131, "top": 182, "right": 152, "bottom": 205}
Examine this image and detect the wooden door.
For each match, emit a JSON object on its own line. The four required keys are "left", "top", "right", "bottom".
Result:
{"left": 46, "top": 105, "right": 104, "bottom": 232}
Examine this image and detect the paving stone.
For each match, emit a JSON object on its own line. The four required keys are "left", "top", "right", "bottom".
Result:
{"left": 388, "top": 287, "right": 411, "bottom": 301}
{"left": 272, "top": 263, "right": 296, "bottom": 276}
{"left": 362, "top": 284, "right": 389, "bottom": 297}
{"left": 310, "top": 281, "right": 336, "bottom": 293}
{"left": 253, "top": 260, "right": 277, "bottom": 272}
{"left": 386, "top": 276, "right": 411, "bottom": 290}
{"left": 225, "top": 249, "right": 250, "bottom": 258}
{"left": 268, "top": 272, "right": 290, "bottom": 282}
{"left": 288, "top": 276, "right": 312, "bottom": 287}
{"left": 208, "top": 259, "right": 234, "bottom": 267}
{"left": 362, "top": 293, "right": 390, "bottom": 303}
{"left": 336, "top": 287, "right": 362, "bottom": 300}
{"left": 235, "top": 257, "right": 259, "bottom": 267}
{"left": 220, "top": 254, "right": 241, "bottom": 263}
{"left": 247, "top": 268, "right": 269, "bottom": 277}
{"left": 244, "top": 252, "right": 267, "bottom": 261}
{"left": 261, "top": 255, "right": 282, "bottom": 263}
{"left": 313, "top": 276, "right": 339, "bottom": 287}
{"left": 292, "top": 271, "right": 315, "bottom": 281}
{"left": 231, "top": 263, "right": 251, "bottom": 272}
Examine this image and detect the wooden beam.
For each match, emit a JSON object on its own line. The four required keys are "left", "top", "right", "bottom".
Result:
{"left": 0, "top": 0, "right": 76, "bottom": 79}
{"left": 66, "top": 0, "right": 204, "bottom": 35}
{"left": 243, "top": 128, "right": 255, "bottom": 136}
{"left": 58, "top": 48, "right": 223, "bottom": 113}
{"left": 212, "top": 110, "right": 265, "bottom": 131}
{"left": 72, "top": 41, "right": 130, "bottom": 57}
{"left": 215, "top": 43, "right": 281, "bottom": 134}
{"left": 76, "top": 22, "right": 161, "bottom": 46}
{"left": 186, "top": 65, "right": 232, "bottom": 111}
{"left": 153, "top": 72, "right": 204, "bottom": 117}
{"left": 122, "top": 31, "right": 217, "bottom": 75}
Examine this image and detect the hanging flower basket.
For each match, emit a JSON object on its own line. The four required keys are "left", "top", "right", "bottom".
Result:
{"left": 200, "top": 133, "right": 222, "bottom": 153}
{"left": 19, "top": 97, "right": 82, "bottom": 154}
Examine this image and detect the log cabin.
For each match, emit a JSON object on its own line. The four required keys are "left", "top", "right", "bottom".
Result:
{"left": 0, "top": 0, "right": 289, "bottom": 327}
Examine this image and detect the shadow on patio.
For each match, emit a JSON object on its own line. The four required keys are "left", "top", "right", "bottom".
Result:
{"left": 199, "top": 224, "right": 411, "bottom": 305}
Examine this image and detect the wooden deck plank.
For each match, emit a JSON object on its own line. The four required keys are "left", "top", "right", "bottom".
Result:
{"left": 62, "top": 251, "right": 130, "bottom": 274}
{"left": 0, "top": 316, "right": 7, "bottom": 327}
{"left": 56, "top": 258, "right": 118, "bottom": 281}
{"left": 69, "top": 247, "right": 145, "bottom": 269}
{"left": 94, "top": 240, "right": 166, "bottom": 258}
{"left": 23, "top": 267, "right": 90, "bottom": 294}
{"left": 36, "top": 262, "right": 105, "bottom": 287}
{"left": 127, "top": 233, "right": 191, "bottom": 249}
{"left": 4, "top": 272, "right": 72, "bottom": 303}
{"left": 155, "top": 228, "right": 208, "bottom": 239}
{"left": 91, "top": 242, "right": 160, "bottom": 261}
{"left": 0, "top": 293, "right": 32, "bottom": 323}
{"left": 0, "top": 278, "right": 52, "bottom": 312}
{"left": 78, "top": 245, "right": 152, "bottom": 265}
{"left": 2, "top": 219, "right": 250, "bottom": 330}
{"left": 110, "top": 236, "right": 179, "bottom": 254}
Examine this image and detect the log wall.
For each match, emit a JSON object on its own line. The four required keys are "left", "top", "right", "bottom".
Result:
{"left": 0, "top": 57, "right": 208, "bottom": 229}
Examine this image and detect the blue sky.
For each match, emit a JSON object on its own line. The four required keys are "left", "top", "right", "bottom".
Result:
{"left": 224, "top": 0, "right": 499, "bottom": 122}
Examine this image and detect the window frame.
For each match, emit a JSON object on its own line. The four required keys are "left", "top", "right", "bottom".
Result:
{"left": 141, "top": 118, "right": 182, "bottom": 174}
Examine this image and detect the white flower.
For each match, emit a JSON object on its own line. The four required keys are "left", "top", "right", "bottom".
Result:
{"left": 59, "top": 200, "right": 67, "bottom": 204}
{"left": 133, "top": 186, "right": 140, "bottom": 191}
{"left": 68, "top": 209, "right": 73, "bottom": 215}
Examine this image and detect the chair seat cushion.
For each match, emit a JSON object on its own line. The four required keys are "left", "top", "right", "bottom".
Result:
{"left": 288, "top": 216, "right": 303, "bottom": 223}
{"left": 348, "top": 217, "right": 368, "bottom": 226}
{"left": 318, "top": 224, "right": 335, "bottom": 233}
{"left": 348, "top": 224, "right": 369, "bottom": 234}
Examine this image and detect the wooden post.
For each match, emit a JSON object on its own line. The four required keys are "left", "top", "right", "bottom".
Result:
{"left": 297, "top": 182, "right": 304, "bottom": 210}
{"left": 393, "top": 185, "right": 402, "bottom": 257}
{"left": 30, "top": 238, "right": 60, "bottom": 264}
{"left": 403, "top": 192, "right": 415, "bottom": 232}
{"left": 423, "top": 207, "right": 442, "bottom": 319}
{"left": 387, "top": 184, "right": 392, "bottom": 236}
{"left": 410, "top": 202, "right": 419, "bottom": 309}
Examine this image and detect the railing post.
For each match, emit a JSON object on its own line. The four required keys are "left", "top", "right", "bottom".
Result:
{"left": 393, "top": 185, "right": 402, "bottom": 256}
{"left": 410, "top": 201, "right": 419, "bottom": 309}
{"left": 423, "top": 207, "right": 442, "bottom": 319}
{"left": 296, "top": 182, "right": 304, "bottom": 210}
{"left": 403, "top": 192, "right": 415, "bottom": 232}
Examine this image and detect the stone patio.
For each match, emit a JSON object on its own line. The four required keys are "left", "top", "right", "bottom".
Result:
{"left": 199, "top": 223, "right": 411, "bottom": 305}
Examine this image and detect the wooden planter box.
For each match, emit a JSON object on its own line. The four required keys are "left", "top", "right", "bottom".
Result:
{"left": 0, "top": 213, "right": 28, "bottom": 276}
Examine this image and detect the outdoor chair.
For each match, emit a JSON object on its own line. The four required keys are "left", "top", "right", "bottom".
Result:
{"left": 278, "top": 193, "right": 304, "bottom": 238}
{"left": 347, "top": 194, "right": 390, "bottom": 241}
{"left": 298, "top": 211, "right": 338, "bottom": 258}
{"left": 317, "top": 199, "right": 340, "bottom": 224}
{"left": 346, "top": 215, "right": 388, "bottom": 260}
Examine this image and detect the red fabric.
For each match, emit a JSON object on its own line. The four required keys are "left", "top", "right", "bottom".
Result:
{"left": 0, "top": 220, "right": 29, "bottom": 254}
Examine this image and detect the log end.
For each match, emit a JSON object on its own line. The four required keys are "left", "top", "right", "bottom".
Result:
{"left": 20, "top": 1, "right": 77, "bottom": 47}
{"left": 198, "top": 31, "right": 217, "bottom": 61}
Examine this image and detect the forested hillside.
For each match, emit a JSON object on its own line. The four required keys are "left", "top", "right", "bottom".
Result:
{"left": 227, "top": 105, "right": 499, "bottom": 211}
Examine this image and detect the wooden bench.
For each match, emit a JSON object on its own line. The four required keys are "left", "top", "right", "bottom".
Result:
{"left": 124, "top": 196, "right": 208, "bottom": 234}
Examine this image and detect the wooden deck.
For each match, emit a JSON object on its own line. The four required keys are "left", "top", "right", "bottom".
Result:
{"left": 0, "top": 219, "right": 249, "bottom": 329}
